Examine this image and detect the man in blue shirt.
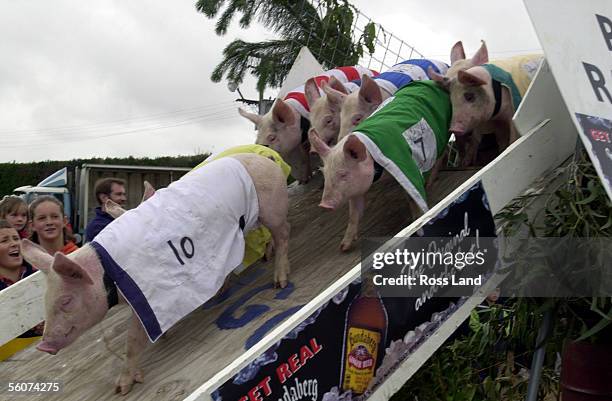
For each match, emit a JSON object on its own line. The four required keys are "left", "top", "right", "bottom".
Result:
{"left": 85, "top": 177, "right": 127, "bottom": 242}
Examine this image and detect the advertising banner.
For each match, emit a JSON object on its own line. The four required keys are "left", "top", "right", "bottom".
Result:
{"left": 212, "top": 181, "right": 496, "bottom": 401}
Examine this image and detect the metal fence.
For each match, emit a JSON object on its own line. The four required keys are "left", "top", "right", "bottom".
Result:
{"left": 294, "top": 0, "right": 424, "bottom": 73}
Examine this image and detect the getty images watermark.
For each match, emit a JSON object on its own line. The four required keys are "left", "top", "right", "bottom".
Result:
{"left": 361, "top": 236, "right": 612, "bottom": 299}
{"left": 361, "top": 236, "right": 498, "bottom": 298}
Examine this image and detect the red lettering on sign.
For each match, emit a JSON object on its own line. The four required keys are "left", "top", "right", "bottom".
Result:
{"left": 259, "top": 376, "right": 272, "bottom": 396}
{"left": 299, "top": 344, "right": 315, "bottom": 365}
{"left": 248, "top": 386, "right": 263, "bottom": 401}
{"left": 288, "top": 353, "right": 301, "bottom": 372}
{"left": 309, "top": 337, "right": 323, "bottom": 354}
{"left": 276, "top": 363, "right": 292, "bottom": 384}
{"left": 239, "top": 396, "right": 249, "bottom": 401}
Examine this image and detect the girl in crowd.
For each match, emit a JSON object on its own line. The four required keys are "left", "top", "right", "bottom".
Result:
{"left": 0, "top": 195, "right": 29, "bottom": 239}
{"left": 29, "top": 196, "right": 78, "bottom": 255}
{"left": 0, "top": 219, "right": 41, "bottom": 360}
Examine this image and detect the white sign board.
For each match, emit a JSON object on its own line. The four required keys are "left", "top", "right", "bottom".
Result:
{"left": 525, "top": 0, "right": 612, "bottom": 200}
{"left": 277, "top": 47, "right": 323, "bottom": 99}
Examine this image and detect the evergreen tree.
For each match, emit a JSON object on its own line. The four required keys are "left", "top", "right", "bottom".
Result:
{"left": 196, "top": 0, "right": 376, "bottom": 94}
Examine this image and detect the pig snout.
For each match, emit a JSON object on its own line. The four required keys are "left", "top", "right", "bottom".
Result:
{"left": 37, "top": 341, "right": 59, "bottom": 355}
{"left": 449, "top": 123, "right": 467, "bottom": 137}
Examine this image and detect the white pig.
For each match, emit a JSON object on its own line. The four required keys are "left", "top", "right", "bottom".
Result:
{"left": 305, "top": 76, "right": 351, "bottom": 148}
{"left": 310, "top": 80, "right": 452, "bottom": 251}
{"left": 21, "top": 151, "right": 290, "bottom": 395}
{"left": 429, "top": 41, "right": 541, "bottom": 166}
{"left": 239, "top": 66, "right": 376, "bottom": 183}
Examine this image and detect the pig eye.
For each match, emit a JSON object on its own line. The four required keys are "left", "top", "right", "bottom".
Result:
{"left": 352, "top": 115, "right": 363, "bottom": 125}
{"left": 59, "top": 296, "right": 73, "bottom": 312}
{"left": 338, "top": 171, "right": 349, "bottom": 180}
{"left": 325, "top": 117, "right": 333, "bottom": 126}
{"left": 464, "top": 92, "right": 475, "bottom": 103}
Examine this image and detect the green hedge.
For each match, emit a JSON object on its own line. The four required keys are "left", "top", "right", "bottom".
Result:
{"left": 0, "top": 154, "right": 209, "bottom": 196}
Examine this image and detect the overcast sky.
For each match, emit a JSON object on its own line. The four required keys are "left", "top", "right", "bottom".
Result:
{"left": 0, "top": 0, "right": 541, "bottom": 163}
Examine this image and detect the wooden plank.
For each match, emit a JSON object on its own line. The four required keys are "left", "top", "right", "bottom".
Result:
{"left": 0, "top": 271, "right": 45, "bottom": 345}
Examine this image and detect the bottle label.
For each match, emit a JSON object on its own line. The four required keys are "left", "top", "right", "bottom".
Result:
{"left": 342, "top": 327, "right": 381, "bottom": 394}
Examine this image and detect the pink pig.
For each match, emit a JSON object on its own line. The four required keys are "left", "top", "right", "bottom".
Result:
{"left": 336, "top": 74, "right": 390, "bottom": 141}
{"left": 305, "top": 76, "right": 350, "bottom": 147}
{"left": 428, "top": 41, "right": 540, "bottom": 167}
{"left": 427, "top": 41, "right": 491, "bottom": 166}
{"left": 309, "top": 131, "right": 423, "bottom": 252}
{"left": 308, "top": 131, "right": 374, "bottom": 251}
{"left": 239, "top": 101, "right": 312, "bottom": 183}
{"left": 21, "top": 153, "right": 290, "bottom": 395}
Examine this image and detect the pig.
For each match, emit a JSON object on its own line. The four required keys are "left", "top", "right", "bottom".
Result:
{"left": 305, "top": 76, "right": 351, "bottom": 148}
{"left": 428, "top": 40, "right": 490, "bottom": 167}
{"left": 441, "top": 55, "right": 542, "bottom": 166}
{"left": 309, "top": 80, "right": 453, "bottom": 251}
{"left": 238, "top": 66, "right": 376, "bottom": 183}
{"left": 21, "top": 152, "right": 291, "bottom": 395}
{"left": 333, "top": 59, "right": 449, "bottom": 142}
{"left": 429, "top": 41, "right": 542, "bottom": 167}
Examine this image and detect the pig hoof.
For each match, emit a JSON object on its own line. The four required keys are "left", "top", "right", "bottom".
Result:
{"left": 275, "top": 280, "right": 288, "bottom": 289}
{"left": 115, "top": 370, "right": 143, "bottom": 395}
{"left": 340, "top": 242, "right": 353, "bottom": 252}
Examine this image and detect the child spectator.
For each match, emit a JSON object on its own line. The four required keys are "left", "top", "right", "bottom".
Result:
{"left": 29, "top": 196, "right": 78, "bottom": 255}
{"left": 0, "top": 195, "right": 29, "bottom": 239}
{"left": 0, "top": 219, "right": 42, "bottom": 360}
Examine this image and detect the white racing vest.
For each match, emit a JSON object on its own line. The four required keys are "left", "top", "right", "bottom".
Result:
{"left": 91, "top": 157, "right": 259, "bottom": 342}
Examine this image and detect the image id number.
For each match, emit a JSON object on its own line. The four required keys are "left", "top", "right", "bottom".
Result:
{"left": 5, "top": 381, "right": 61, "bottom": 393}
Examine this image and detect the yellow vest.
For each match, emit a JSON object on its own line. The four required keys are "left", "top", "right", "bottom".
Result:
{"left": 0, "top": 336, "right": 41, "bottom": 361}
{"left": 490, "top": 54, "right": 543, "bottom": 96}
{"left": 194, "top": 145, "right": 291, "bottom": 268}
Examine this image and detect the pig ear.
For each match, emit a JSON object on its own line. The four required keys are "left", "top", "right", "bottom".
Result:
{"left": 428, "top": 66, "right": 450, "bottom": 89}
{"left": 450, "top": 41, "right": 466, "bottom": 64}
{"left": 328, "top": 76, "right": 348, "bottom": 94}
{"left": 105, "top": 199, "right": 125, "bottom": 219}
{"left": 142, "top": 181, "right": 156, "bottom": 202}
{"left": 358, "top": 75, "right": 382, "bottom": 107}
{"left": 470, "top": 40, "right": 488, "bottom": 66}
{"left": 272, "top": 99, "right": 296, "bottom": 126}
{"left": 238, "top": 108, "right": 262, "bottom": 126}
{"left": 304, "top": 78, "right": 321, "bottom": 107}
{"left": 308, "top": 128, "right": 330, "bottom": 158}
{"left": 21, "top": 239, "right": 53, "bottom": 273}
{"left": 52, "top": 253, "right": 94, "bottom": 285}
{"left": 458, "top": 70, "right": 487, "bottom": 87}
{"left": 322, "top": 85, "right": 346, "bottom": 106}
{"left": 343, "top": 135, "right": 367, "bottom": 162}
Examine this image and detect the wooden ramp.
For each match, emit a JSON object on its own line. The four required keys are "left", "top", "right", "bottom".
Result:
{"left": 2, "top": 169, "right": 475, "bottom": 401}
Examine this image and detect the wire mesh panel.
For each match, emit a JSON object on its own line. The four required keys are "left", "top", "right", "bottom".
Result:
{"left": 284, "top": 0, "right": 423, "bottom": 78}
{"left": 350, "top": 9, "right": 425, "bottom": 71}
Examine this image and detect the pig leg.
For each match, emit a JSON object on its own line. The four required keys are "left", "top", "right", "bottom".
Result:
{"left": 341, "top": 195, "right": 365, "bottom": 252}
{"left": 426, "top": 150, "right": 448, "bottom": 192}
{"left": 258, "top": 183, "right": 290, "bottom": 287}
{"left": 264, "top": 238, "right": 275, "bottom": 262}
{"left": 231, "top": 153, "right": 291, "bottom": 287}
{"left": 462, "top": 131, "right": 482, "bottom": 167}
{"left": 268, "top": 220, "right": 290, "bottom": 288}
{"left": 115, "top": 313, "right": 148, "bottom": 395}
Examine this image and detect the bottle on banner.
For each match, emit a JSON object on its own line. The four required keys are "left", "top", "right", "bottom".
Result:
{"left": 340, "top": 275, "right": 388, "bottom": 394}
